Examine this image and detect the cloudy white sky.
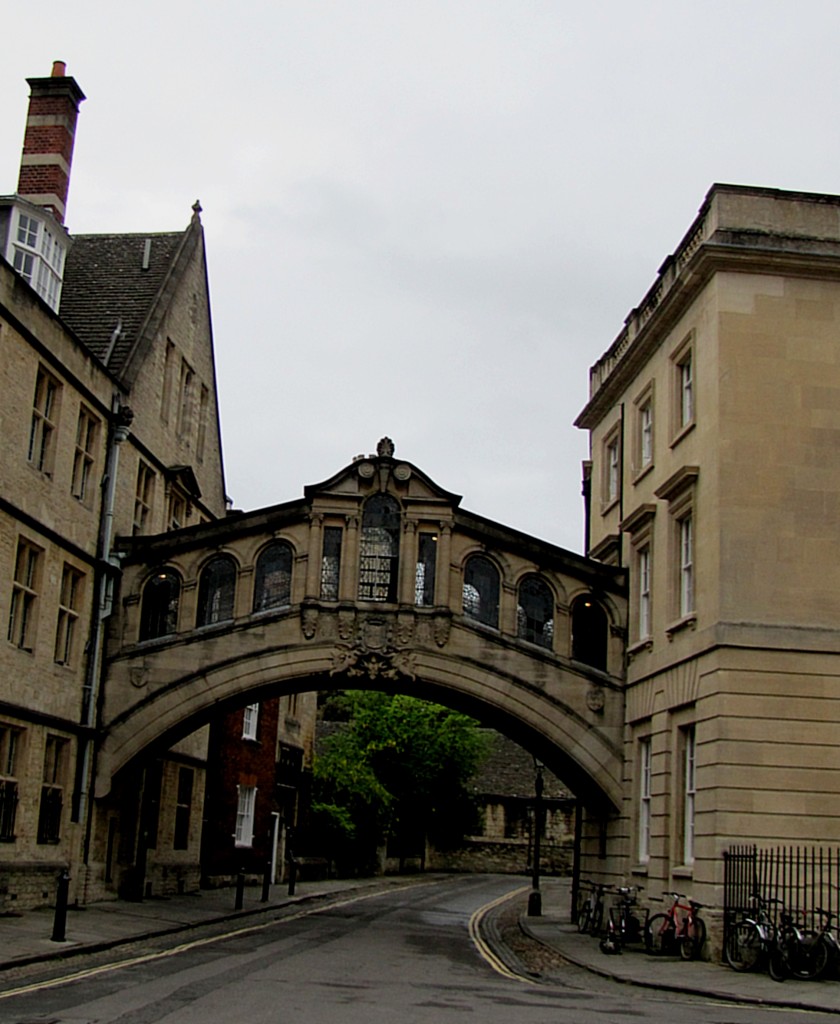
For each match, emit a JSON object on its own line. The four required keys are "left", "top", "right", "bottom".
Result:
{"left": 3, "top": 2, "right": 839, "bottom": 551}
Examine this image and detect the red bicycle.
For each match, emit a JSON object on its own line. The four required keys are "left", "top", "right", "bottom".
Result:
{"left": 645, "top": 891, "right": 706, "bottom": 960}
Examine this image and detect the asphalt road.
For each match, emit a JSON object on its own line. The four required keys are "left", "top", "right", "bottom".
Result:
{"left": 0, "top": 875, "right": 838, "bottom": 1023}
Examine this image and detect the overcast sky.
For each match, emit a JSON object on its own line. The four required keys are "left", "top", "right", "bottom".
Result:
{"left": 3, "top": 2, "right": 839, "bottom": 552}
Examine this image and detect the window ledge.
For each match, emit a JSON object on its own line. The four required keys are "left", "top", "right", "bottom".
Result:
{"left": 628, "top": 638, "right": 653, "bottom": 659}
{"left": 665, "top": 614, "right": 696, "bottom": 638}
{"left": 672, "top": 865, "right": 694, "bottom": 879}
{"left": 631, "top": 864, "right": 649, "bottom": 876}
{"left": 669, "top": 421, "right": 695, "bottom": 449}
{"left": 632, "top": 462, "right": 654, "bottom": 486}
{"left": 600, "top": 496, "right": 620, "bottom": 517}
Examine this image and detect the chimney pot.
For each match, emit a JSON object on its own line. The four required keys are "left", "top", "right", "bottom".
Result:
{"left": 51, "top": 61, "right": 66, "bottom": 77}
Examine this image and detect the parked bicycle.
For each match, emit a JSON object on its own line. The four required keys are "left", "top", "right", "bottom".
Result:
{"left": 724, "top": 891, "right": 779, "bottom": 972}
{"left": 768, "top": 907, "right": 835, "bottom": 982}
{"left": 577, "top": 879, "right": 610, "bottom": 937}
{"left": 600, "top": 885, "right": 646, "bottom": 955}
{"left": 645, "top": 892, "right": 706, "bottom": 960}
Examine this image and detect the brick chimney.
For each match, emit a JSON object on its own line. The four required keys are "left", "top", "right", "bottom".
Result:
{"left": 16, "top": 61, "right": 86, "bottom": 224}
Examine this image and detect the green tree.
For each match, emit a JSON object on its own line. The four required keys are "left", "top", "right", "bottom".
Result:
{"left": 312, "top": 691, "right": 487, "bottom": 873}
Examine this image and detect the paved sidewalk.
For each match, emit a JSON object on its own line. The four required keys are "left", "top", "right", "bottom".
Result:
{"left": 0, "top": 876, "right": 404, "bottom": 973}
{"left": 521, "top": 879, "right": 840, "bottom": 1016}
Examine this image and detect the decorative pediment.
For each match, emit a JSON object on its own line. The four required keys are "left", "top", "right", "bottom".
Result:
{"left": 304, "top": 438, "right": 463, "bottom": 510}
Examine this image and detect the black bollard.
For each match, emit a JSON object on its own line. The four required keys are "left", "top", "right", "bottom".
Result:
{"left": 234, "top": 869, "right": 245, "bottom": 910}
{"left": 287, "top": 857, "right": 297, "bottom": 896}
{"left": 51, "top": 869, "right": 70, "bottom": 942}
{"left": 261, "top": 859, "right": 271, "bottom": 903}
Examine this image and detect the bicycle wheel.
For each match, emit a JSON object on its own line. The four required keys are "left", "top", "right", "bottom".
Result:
{"left": 724, "top": 921, "right": 763, "bottom": 972}
{"left": 790, "top": 931, "right": 830, "bottom": 981}
{"left": 646, "top": 913, "right": 677, "bottom": 955}
{"left": 768, "top": 943, "right": 789, "bottom": 982}
{"left": 577, "top": 905, "right": 591, "bottom": 934}
{"left": 589, "top": 904, "right": 604, "bottom": 936}
{"left": 680, "top": 915, "right": 707, "bottom": 961}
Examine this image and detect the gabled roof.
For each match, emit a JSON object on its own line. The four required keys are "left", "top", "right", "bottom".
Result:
{"left": 58, "top": 206, "right": 203, "bottom": 380}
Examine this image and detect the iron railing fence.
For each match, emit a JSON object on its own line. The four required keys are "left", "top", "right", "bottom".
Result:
{"left": 724, "top": 844, "right": 840, "bottom": 943}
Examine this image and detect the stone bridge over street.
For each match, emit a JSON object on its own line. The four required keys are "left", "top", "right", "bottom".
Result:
{"left": 102, "top": 443, "right": 627, "bottom": 810}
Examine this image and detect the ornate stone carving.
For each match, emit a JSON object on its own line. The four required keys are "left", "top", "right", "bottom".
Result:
{"left": 377, "top": 437, "right": 395, "bottom": 458}
{"left": 129, "top": 665, "right": 147, "bottom": 689}
{"left": 433, "top": 613, "right": 451, "bottom": 648}
{"left": 586, "top": 685, "right": 606, "bottom": 714}
{"left": 395, "top": 613, "right": 415, "bottom": 646}
{"left": 338, "top": 609, "right": 356, "bottom": 641}
{"left": 330, "top": 646, "right": 416, "bottom": 682}
{"left": 360, "top": 615, "right": 391, "bottom": 651}
{"left": 301, "top": 605, "right": 319, "bottom": 640}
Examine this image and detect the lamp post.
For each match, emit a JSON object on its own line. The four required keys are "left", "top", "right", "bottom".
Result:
{"left": 528, "top": 758, "right": 544, "bottom": 917}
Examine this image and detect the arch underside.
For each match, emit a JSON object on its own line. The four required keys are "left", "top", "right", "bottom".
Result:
{"left": 100, "top": 638, "right": 624, "bottom": 812}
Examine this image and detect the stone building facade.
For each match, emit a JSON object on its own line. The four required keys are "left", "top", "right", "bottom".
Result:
{"left": 0, "top": 64, "right": 314, "bottom": 908}
{"left": 576, "top": 183, "right": 840, "bottom": 918}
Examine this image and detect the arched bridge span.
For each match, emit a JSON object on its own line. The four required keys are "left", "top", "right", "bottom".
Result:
{"left": 104, "top": 448, "right": 627, "bottom": 809}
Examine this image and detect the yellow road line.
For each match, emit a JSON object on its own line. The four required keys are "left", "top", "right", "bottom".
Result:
{"left": 468, "top": 885, "right": 539, "bottom": 985}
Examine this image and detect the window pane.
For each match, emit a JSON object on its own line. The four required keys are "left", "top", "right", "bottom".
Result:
{"left": 254, "top": 542, "right": 292, "bottom": 611}
{"left": 140, "top": 571, "right": 181, "bottom": 640}
{"left": 517, "top": 575, "right": 554, "bottom": 648}
{"left": 571, "top": 596, "right": 608, "bottom": 670}
{"left": 414, "top": 533, "right": 437, "bottom": 606}
{"left": 197, "top": 557, "right": 236, "bottom": 626}
{"left": 358, "top": 495, "right": 400, "bottom": 602}
{"left": 320, "top": 527, "right": 343, "bottom": 600}
{"left": 462, "top": 555, "right": 500, "bottom": 628}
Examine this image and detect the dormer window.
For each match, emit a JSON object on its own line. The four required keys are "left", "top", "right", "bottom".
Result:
{"left": 9, "top": 209, "right": 67, "bottom": 312}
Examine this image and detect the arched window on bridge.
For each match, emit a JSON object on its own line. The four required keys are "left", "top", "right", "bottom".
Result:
{"left": 571, "top": 595, "right": 608, "bottom": 671}
{"left": 462, "top": 554, "right": 500, "bottom": 628}
{"left": 196, "top": 555, "right": 237, "bottom": 627}
{"left": 516, "top": 575, "right": 554, "bottom": 648}
{"left": 139, "top": 569, "right": 181, "bottom": 641}
{"left": 358, "top": 494, "right": 401, "bottom": 602}
{"left": 253, "top": 541, "right": 293, "bottom": 612}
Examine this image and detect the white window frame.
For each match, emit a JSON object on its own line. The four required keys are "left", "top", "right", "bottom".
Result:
{"left": 603, "top": 427, "right": 621, "bottom": 509}
{"left": 671, "top": 334, "right": 695, "bottom": 440}
{"left": 242, "top": 703, "right": 259, "bottom": 741}
{"left": 234, "top": 785, "right": 257, "bottom": 847}
{"left": 679, "top": 352, "right": 693, "bottom": 428}
{"left": 640, "top": 401, "right": 653, "bottom": 468}
{"left": 638, "top": 545, "right": 651, "bottom": 641}
{"left": 678, "top": 513, "right": 694, "bottom": 618}
{"left": 639, "top": 737, "right": 652, "bottom": 864}
{"left": 682, "top": 725, "right": 696, "bottom": 866}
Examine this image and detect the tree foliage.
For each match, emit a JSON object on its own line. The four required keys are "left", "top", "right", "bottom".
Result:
{"left": 311, "top": 691, "right": 487, "bottom": 872}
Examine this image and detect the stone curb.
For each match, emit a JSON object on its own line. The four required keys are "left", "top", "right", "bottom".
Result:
{"left": 518, "top": 915, "right": 840, "bottom": 1016}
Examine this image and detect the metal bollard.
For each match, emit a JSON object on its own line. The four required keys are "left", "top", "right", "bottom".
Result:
{"left": 51, "top": 869, "right": 70, "bottom": 942}
{"left": 287, "top": 858, "right": 297, "bottom": 897}
{"left": 234, "top": 869, "right": 245, "bottom": 910}
{"left": 261, "top": 859, "right": 271, "bottom": 903}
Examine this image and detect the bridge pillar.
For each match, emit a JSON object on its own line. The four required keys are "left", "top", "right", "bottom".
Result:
{"left": 339, "top": 514, "right": 360, "bottom": 600}
{"left": 305, "top": 514, "right": 324, "bottom": 598}
{"left": 400, "top": 520, "right": 418, "bottom": 605}
{"left": 434, "top": 524, "right": 452, "bottom": 607}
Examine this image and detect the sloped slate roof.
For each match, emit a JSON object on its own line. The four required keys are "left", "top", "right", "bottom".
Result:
{"left": 470, "top": 730, "right": 572, "bottom": 802}
{"left": 59, "top": 230, "right": 185, "bottom": 373}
